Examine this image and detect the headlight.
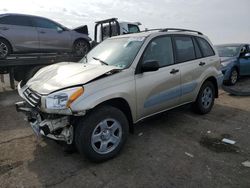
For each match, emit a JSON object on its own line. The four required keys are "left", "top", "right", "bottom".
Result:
{"left": 46, "top": 87, "right": 84, "bottom": 109}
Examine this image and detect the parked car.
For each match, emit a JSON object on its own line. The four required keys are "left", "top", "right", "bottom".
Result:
{"left": 215, "top": 43, "right": 250, "bottom": 85}
{"left": 0, "top": 13, "right": 91, "bottom": 59}
{"left": 16, "top": 28, "right": 223, "bottom": 162}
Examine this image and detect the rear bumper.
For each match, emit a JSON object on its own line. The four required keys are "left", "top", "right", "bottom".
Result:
{"left": 16, "top": 101, "right": 73, "bottom": 144}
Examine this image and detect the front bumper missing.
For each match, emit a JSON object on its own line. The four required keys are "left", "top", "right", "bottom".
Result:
{"left": 16, "top": 101, "right": 73, "bottom": 144}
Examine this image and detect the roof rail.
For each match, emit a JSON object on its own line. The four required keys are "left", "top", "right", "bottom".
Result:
{"left": 160, "top": 28, "right": 203, "bottom": 35}
{"left": 142, "top": 28, "right": 163, "bottom": 32}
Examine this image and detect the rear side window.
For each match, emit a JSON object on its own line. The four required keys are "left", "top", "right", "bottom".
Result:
{"left": 193, "top": 38, "right": 203, "bottom": 59}
{"left": 143, "top": 36, "right": 174, "bottom": 67}
{"left": 0, "top": 15, "right": 32, "bottom": 27}
{"left": 32, "top": 17, "right": 60, "bottom": 30}
{"left": 128, "top": 24, "right": 140, "bottom": 33}
{"left": 174, "top": 36, "right": 196, "bottom": 63}
{"left": 196, "top": 37, "right": 215, "bottom": 57}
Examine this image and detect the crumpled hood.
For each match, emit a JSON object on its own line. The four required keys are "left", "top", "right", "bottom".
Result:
{"left": 26, "top": 62, "right": 120, "bottom": 94}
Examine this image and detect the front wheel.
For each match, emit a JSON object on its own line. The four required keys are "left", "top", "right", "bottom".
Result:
{"left": 227, "top": 68, "right": 238, "bottom": 86}
{"left": 73, "top": 40, "right": 90, "bottom": 57}
{"left": 193, "top": 81, "right": 215, "bottom": 114}
{"left": 75, "top": 106, "right": 129, "bottom": 162}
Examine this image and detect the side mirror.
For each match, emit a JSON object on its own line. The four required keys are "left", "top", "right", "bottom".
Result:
{"left": 141, "top": 60, "right": 160, "bottom": 73}
{"left": 243, "top": 53, "right": 250, "bottom": 58}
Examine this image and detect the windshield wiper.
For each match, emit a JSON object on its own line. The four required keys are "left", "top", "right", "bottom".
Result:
{"left": 92, "top": 57, "right": 108, "bottom": 66}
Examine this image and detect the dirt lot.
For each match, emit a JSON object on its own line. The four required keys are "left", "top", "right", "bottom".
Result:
{"left": 0, "top": 90, "right": 250, "bottom": 188}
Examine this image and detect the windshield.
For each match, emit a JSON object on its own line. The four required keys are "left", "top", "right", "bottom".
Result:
{"left": 80, "top": 37, "right": 145, "bottom": 69}
{"left": 216, "top": 46, "right": 240, "bottom": 57}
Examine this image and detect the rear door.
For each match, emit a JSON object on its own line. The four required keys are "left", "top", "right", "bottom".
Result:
{"left": 174, "top": 35, "right": 216, "bottom": 104}
{"left": 135, "top": 35, "right": 181, "bottom": 120}
{"left": 239, "top": 45, "right": 250, "bottom": 75}
{"left": 31, "top": 17, "right": 71, "bottom": 51}
{"left": 0, "top": 15, "right": 39, "bottom": 52}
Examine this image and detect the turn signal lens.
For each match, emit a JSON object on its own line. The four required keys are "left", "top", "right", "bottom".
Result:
{"left": 66, "top": 87, "right": 84, "bottom": 107}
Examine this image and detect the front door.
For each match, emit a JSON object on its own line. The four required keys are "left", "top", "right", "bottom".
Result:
{"left": 31, "top": 17, "right": 71, "bottom": 52}
{"left": 239, "top": 45, "right": 250, "bottom": 75}
{"left": 0, "top": 15, "right": 39, "bottom": 52}
{"left": 135, "top": 36, "right": 181, "bottom": 120}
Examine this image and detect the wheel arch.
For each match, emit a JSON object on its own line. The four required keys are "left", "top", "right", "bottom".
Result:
{"left": 202, "top": 76, "right": 218, "bottom": 98}
{"left": 233, "top": 65, "right": 239, "bottom": 74}
{"left": 92, "top": 98, "right": 134, "bottom": 133}
{"left": 73, "top": 38, "right": 90, "bottom": 47}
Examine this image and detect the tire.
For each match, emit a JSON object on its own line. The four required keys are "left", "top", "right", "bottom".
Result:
{"left": 193, "top": 81, "right": 215, "bottom": 114}
{"left": 75, "top": 106, "right": 129, "bottom": 162}
{"left": 226, "top": 68, "right": 238, "bottom": 86}
{"left": 55, "top": 140, "right": 77, "bottom": 154}
{"left": 0, "top": 38, "right": 11, "bottom": 59}
{"left": 73, "top": 39, "right": 90, "bottom": 57}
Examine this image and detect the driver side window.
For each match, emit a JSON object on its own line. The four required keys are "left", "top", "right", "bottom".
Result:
{"left": 32, "top": 17, "right": 62, "bottom": 30}
{"left": 143, "top": 36, "right": 174, "bottom": 68}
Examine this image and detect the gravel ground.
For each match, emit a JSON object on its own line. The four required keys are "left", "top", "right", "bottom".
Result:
{"left": 0, "top": 90, "right": 249, "bottom": 188}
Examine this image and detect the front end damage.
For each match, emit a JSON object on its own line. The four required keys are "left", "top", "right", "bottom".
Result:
{"left": 16, "top": 101, "right": 74, "bottom": 144}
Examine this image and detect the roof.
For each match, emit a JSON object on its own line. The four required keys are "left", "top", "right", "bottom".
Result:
{"left": 0, "top": 13, "right": 49, "bottom": 20}
{"left": 215, "top": 43, "right": 249, "bottom": 47}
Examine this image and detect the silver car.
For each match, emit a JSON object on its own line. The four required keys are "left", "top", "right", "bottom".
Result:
{"left": 16, "top": 29, "right": 223, "bottom": 162}
{"left": 0, "top": 13, "right": 91, "bottom": 59}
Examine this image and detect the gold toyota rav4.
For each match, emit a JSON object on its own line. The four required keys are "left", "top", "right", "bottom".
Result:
{"left": 16, "top": 28, "right": 223, "bottom": 162}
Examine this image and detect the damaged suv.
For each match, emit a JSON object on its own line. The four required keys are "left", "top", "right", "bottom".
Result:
{"left": 16, "top": 28, "right": 223, "bottom": 162}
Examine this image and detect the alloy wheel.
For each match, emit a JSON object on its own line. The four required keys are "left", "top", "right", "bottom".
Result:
{"left": 91, "top": 118, "right": 122, "bottom": 155}
{"left": 230, "top": 70, "right": 238, "bottom": 85}
{"left": 75, "top": 41, "right": 89, "bottom": 56}
{"left": 201, "top": 86, "right": 213, "bottom": 109}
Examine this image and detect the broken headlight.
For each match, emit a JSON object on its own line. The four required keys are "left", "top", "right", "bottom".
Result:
{"left": 46, "top": 87, "right": 84, "bottom": 109}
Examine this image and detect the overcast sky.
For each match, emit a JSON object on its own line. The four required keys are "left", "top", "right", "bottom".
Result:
{"left": 1, "top": 0, "right": 249, "bottom": 44}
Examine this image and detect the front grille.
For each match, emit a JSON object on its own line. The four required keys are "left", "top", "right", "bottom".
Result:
{"left": 23, "top": 88, "right": 41, "bottom": 107}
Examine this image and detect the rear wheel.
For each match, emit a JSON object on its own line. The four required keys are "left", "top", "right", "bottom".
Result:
{"left": 73, "top": 39, "right": 90, "bottom": 57}
{"left": 75, "top": 106, "right": 129, "bottom": 162}
{"left": 193, "top": 81, "right": 215, "bottom": 114}
{"left": 0, "top": 39, "right": 11, "bottom": 59}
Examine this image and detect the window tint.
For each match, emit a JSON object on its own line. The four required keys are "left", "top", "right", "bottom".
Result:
{"left": 193, "top": 38, "right": 202, "bottom": 59}
{"left": 197, "top": 37, "right": 215, "bottom": 57}
{"left": 32, "top": 17, "right": 61, "bottom": 30}
{"left": 128, "top": 24, "right": 140, "bottom": 33}
{"left": 143, "top": 36, "right": 174, "bottom": 67}
{"left": 174, "top": 36, "right": 196, "bottom": 63}
{"left": 0, "top": 15, "right": 32, "bottom": 27}
{"left": 102, "top": 24, "right": 119, "bottom": 40}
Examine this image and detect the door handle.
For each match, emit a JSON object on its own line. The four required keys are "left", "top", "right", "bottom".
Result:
{"left": 39, "top": 31, "right": 46, "bottom": 34}
{"left": 199, "top": 62, "right": 206, "bottom": 66}
{"left": 0, "top": 27, "right": 9, "bottom": 30}
{"left": 170, "top": 69, "right": 179, "bottom": 74}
